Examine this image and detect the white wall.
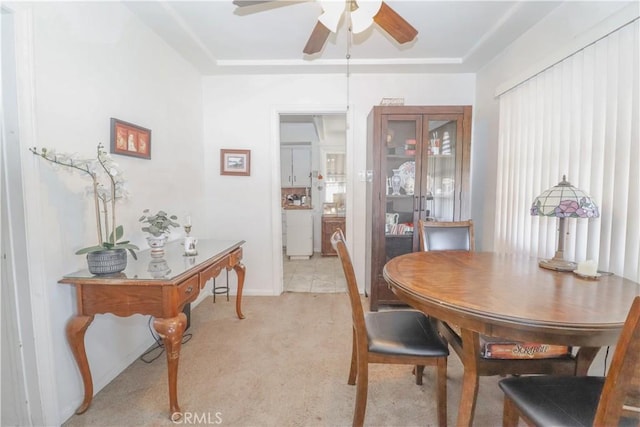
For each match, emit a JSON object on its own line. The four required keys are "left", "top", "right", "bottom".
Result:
{"left": 471, "top": 1, "right": 637, "bottom": 250}
{"left": 10, "top": 2, "right": 204, "bottom": 423}
{"left": 202, "top": 73, "right": 475, "bottom": 293}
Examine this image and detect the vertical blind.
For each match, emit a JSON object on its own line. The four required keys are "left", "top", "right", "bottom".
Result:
{"left": 495, "top": 19, "right": 639, "bottom": 282}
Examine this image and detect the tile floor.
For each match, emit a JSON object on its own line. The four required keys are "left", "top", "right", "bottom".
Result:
{"left": 283, "top": 251, "right": 347, "bottom": 293}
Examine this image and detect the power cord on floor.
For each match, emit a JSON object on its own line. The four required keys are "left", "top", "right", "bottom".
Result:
{"left": 140, "top": 316, "right": 192, "bottom": 363}
{"left": 603, "top": 345, "right": 610, "bottom": 375}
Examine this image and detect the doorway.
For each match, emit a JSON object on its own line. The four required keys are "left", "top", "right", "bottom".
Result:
{"left": 279, "top": 113, "right": 347, "bottom": 293}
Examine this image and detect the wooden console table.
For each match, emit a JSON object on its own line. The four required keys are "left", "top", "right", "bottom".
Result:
{"left": 59, "top": 239, "right": 246, "bottom": 419}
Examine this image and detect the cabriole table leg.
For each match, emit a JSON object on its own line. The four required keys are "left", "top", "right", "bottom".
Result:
{"left": 66, "top": 315, "right": 95, "bottom": 414}
{"left": 153, "top": 313, "right": 187, "bottom": 419}
{"left": 233, "top": 262, "right": 246, "bottom": 319}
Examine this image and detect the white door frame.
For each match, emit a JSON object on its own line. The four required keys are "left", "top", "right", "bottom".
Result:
{"left": 269, "top": 105, "right": 354, "bottom": 295}
{"left": 2, "top": 5, "right": 59, "bottom": 425}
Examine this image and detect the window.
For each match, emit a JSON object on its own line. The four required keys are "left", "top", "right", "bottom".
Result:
{"left": 495, "top": 19, "right": 639, "bottom": 282}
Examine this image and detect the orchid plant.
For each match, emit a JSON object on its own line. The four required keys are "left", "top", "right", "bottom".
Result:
{"left": 30, "top": 143, "right": 139, "bottom": 259}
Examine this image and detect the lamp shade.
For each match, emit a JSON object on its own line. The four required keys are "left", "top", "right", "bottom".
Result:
{"left": 530, "top": 175, "right": 599, "bottom": 219}
{"left": 530, "top": 175, "right": 599, "bottom": 271}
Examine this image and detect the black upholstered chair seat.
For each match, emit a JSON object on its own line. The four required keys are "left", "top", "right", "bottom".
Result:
{"left": 499, "top": 375, "right": 638, "bottom": 427}
{"left": 366, "top": 310, "right": 449, "bottom": 357}
{"left": 499, "top": 296, "right": 640, "bottom": 427}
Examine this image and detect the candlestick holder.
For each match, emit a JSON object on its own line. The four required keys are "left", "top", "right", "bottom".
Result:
{"left": 183, "top": 224, "right": 197, "bottom": 256}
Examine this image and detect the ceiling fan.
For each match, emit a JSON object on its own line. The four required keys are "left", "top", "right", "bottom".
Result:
{"left": 232, "top": 0, "right": 418, "bottom": 55}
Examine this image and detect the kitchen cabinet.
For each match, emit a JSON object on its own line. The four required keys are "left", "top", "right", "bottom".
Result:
{"left": 281, "top": 146, "right": 311, "bottom": 188}
{"left": 321, "top": 215, "right": 345, "bottom": 256}
{"left": 321, "top": 150, "right": 347, "bottom": 210}
{"left": 365, "top": 105, "right": 472, "bottom": 310}
{"left": 285, "top": 209, "right": 313, "bottom": 259}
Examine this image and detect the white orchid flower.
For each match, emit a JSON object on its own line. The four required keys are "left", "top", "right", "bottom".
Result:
{"left": 29, "top": 143, "right": 136, "bottom": 255}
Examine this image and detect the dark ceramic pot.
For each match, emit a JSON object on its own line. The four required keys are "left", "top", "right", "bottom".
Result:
{"left": 86, "top": 248, "right": 127, "bottom": 275}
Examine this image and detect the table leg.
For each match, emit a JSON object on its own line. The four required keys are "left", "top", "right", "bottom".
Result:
{"left": 575, "top": 346, "right": 600, "bottom": 375}
{"left": 457, "top": 329, "right": 481, "bottom": 427}
{"left": 153, "top": 313, "right": 187, "bottom": 419}
{"left": 233, "top": 261, "right": 246, "bottom": 319}
{"left": 66, "top": 315, "right": 95, "bottom": 414}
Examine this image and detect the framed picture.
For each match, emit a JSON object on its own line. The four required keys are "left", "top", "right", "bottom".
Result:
{"left": 220, "top": 149, "right": 251, "bottom": 176}
{"left": 110, "top": 118, "right": 151, "bottom": 159}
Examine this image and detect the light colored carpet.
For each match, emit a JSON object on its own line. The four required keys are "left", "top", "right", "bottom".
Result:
{"left": 63, "top": 293, "right": 506, "bottom": 427}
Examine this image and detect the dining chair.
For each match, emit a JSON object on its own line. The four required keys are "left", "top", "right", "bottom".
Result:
{"left": 498, "top": 296, "right": 640, "bottom": 427}
{"left": 418, "top": 220, "right": 578, "bottom": 376}
{"left": 331, "top": 229, "right": 449, "bottom": 427}
{"left": 418, "top": 219, "right": 475, "bottom": 252}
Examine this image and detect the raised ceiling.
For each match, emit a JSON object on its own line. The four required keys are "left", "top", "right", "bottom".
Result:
{"left": 124, "top": 0, "right": 564, "bottom": 75}
{"left": 280, "top": 113, "right": 346, "bottom": 141}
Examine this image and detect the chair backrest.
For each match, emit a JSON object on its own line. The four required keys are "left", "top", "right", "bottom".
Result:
{"left": 595, "top": 295, "right": 640, "bottom": 425}
{"left": 331, "top": 229, "right": 367, "bottom": 341}
{"left": 418, "top": 219, "right": 475, "bottom": 252}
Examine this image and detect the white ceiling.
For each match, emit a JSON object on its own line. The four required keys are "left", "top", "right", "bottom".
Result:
{"left": 124, "top": 0, "right": 565, "bottom": 75}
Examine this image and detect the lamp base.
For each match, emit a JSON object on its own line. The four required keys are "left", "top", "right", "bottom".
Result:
{"left": 539, "top": 258, "right": 577, "bottom": 272}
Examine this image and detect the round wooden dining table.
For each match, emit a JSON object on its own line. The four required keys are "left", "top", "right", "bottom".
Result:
{"left": 383, "top": 251, "right": 640, "bottom": 427}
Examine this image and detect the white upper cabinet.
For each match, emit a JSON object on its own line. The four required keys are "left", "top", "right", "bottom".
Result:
{"left": 281, "top": 146, "right": 311, "bottom": 187}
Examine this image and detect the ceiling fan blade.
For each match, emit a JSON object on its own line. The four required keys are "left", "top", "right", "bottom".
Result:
{"left": 373, "top": 1, "right": 418, "bottom": 44}
{"left": 317, "top": 0, "right": 346, "bottom": 33}
{"left": 303, "top": 21, "right": 331, "bottom": 55}
{"left": 232, "top": 1, "right": 275, "bottom": 6}
{"left": 351, "top": 0, "right": 382, "bottom": 34}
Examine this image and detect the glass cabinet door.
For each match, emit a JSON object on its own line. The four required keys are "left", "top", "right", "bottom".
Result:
{"left": 422, "top": 116, "right": 463, "bottom": 222}
{"left": 381, "top": 114, "right": 464, "bottom": 263}
{"left": 382, "top": 115, "right": 423, "bottom": 259}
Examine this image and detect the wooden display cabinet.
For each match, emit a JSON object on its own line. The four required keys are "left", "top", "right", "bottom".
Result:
{"left": 365, "top": 105, "right": 472, "bottom": 310}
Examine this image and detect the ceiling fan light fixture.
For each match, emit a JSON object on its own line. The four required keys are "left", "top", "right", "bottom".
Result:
{"left": 317, "top": 0, "right": 346, "bottom": 33}
{"left": 350, "top": 0, "right": 382, "bottom": 33}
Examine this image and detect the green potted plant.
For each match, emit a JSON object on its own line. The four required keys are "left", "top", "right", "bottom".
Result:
{"left": 30, "top": 144, "right": 139, "bottom": 274}
{"left": 139, "top": 209, "right": 179, "bottom": 257}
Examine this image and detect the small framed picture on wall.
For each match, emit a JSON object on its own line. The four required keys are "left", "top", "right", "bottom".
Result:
{"left": 220, "top": 149, "right": 251, "bottom": 176}
{"left": 110, "top": 118, "right": 151, "bottom": 159}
